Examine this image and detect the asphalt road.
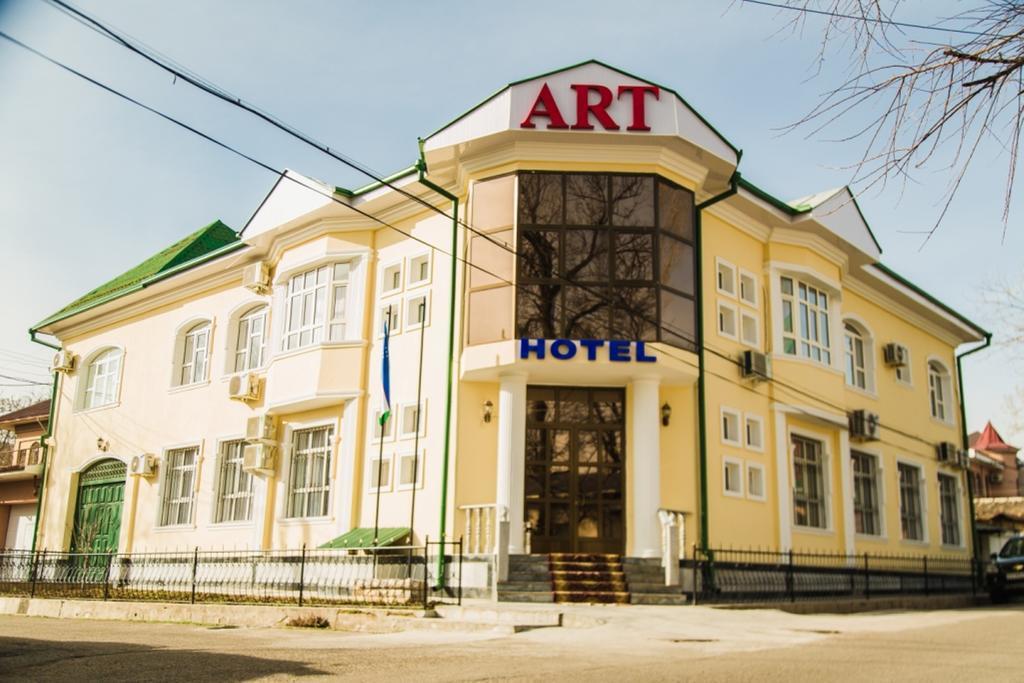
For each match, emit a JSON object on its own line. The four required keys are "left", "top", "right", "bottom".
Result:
{"left": 1, "top": 605, "right": 1022, "bottom": 681}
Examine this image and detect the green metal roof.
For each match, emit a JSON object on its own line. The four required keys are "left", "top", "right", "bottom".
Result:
{"left": 33, "top": 220, "right": 241, "bottom": 331}
{"left": 319, "top": 527, "right": 411, "bottom": 549}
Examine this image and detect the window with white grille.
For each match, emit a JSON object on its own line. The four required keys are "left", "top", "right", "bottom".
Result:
{"left": 214, "top": 440, "right": 254, "bottom": 523}
{"left": 286, "top": 426, "right": 334, "bottom": 518}
{"left": 159, "top": 446, "right": 198, "bottom": 526}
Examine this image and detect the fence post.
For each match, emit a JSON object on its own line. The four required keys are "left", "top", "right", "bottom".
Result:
{"left": 863, "top": 553, "right": 870, "bottom": 600}
{"left": 190, "top": 547, "right": 199, "bottom": 605}
{"left": 30, "top": 550, "right": 41, "bottom": 598}
{"left": 690, "top": 544, "right": 699, "bottom": 606}
{"left": 103, "top": 552, "right": 113, "bottom": 601}
{"left": 923, "top": 556, "right": 929, "bottom": 597}
{"left": 971, "top": 558, "right": 978, "bottom": 596}
{"left": 298, "top": 544, "right": 307, "bottom": 607}
{"left": 787, "top": 550, "right": 795, "bottom": 603}
{"left": 457, "top": 538, "right": 463, "bottom": 606}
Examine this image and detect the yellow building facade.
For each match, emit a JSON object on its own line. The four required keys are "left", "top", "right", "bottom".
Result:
{"left": 29, "top": 62, "right": 986, "bottom": 585}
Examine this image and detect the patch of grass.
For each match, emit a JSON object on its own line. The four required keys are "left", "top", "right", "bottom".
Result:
{"left": 286, "top": 614, "right": 330, "bottom": 629}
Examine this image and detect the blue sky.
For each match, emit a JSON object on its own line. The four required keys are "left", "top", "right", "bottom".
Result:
{"left": 0, "top": 0, "right": 1019, "bottom": 440}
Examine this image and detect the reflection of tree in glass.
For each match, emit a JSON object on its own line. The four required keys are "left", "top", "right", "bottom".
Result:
{"left": 566, "top": 175, "right": 608, "bottom": 225}
{"left": 611, "top": 176, "right": 654, "bottom": 227}
{"left": 518, "top": 174, "right": 562, "bottom": 224}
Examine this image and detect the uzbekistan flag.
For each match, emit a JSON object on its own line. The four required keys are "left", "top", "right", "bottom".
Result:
{"left": 379, "top": 314, "right": 392, "bottom": 426}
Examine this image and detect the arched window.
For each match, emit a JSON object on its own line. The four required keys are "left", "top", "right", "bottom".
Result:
{"left": 928, "top": 361, "right": 952, "bottom": 422}
{"left": 83, "top": 347, "right": 123, "bottom": 409}
{"left": 234, "top": 306, "right": 268, "bottom": 372}
{"left": 842, "top": 319, "right": 874, "bottom": 392}
{"left": 179, "top": 322, "right": 211, "bottom": 386}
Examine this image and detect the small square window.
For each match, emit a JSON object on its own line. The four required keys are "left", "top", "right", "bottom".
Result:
{"left": 373, "top": 410, "right": 395, "bottom": 441}
{"left": 740, "top": 312, "right": 759, "bottom": 347}
{"left": 379, "top": 304, "right": 401, "bottom": 336}
{"left": 400, "top": 402, "right": 425, "bottom": 438}
{"left": 723, "top": 458, "right": 743, "bottom": 496}
{"left": 369, "top": 456, "right": 392, "bottom": 491}
{"left": 718, "top": 302, "right": 737, "bottom": 339}
{"left": 406, "top": 294, "right": 429, "bottom": 329}
{"left": 721, "top": 408, "right": 741, "bottom": 446}
{"left": 745, "top": 415, "right": 764, "bottom": 451}
{"left": 382, "top": 263, "right": 403, "bottom": 294}
{"left": 739, "top": 271, "right": 758, "bottom": 306}
{"left": 398, "top": 451, "right": 424, "bottom": 488}
{"left": 716, "top": 260, "right": 736, "bottom": 296}
{"left": 408, "top": 254, "right": 431, "bottom": 286}
{"left": 747, "top": 463, "right": 766, "bottom": 500}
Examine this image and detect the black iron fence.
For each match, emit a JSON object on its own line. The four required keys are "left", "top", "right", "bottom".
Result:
{"left": 0, "top": 540, "right": 462, "bottom": 609}
{"left": 689, "top": 547, "right": 979, "bottom": 604}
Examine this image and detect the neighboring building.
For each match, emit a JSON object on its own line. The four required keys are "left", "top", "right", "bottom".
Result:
{"left": 28, "top": 62, "right": 986, "bottom": 582}
{"left": 969, "top": 422, "right": 1021, "bottom": 497}
{"left": 0, "top": 399, "right": 48, "bottom": 549}
{"left": 974, "top": 497, "right": 1024, "bottom": 557}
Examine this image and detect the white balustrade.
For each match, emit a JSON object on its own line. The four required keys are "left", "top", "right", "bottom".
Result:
{"left": 658, "top": 509, "right": 687, "bottom": 586}
{"left": 459, "top": 504, "right": 499, "bottom": 555}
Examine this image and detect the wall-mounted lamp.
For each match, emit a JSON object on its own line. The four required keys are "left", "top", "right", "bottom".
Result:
{"left": 483, "top": 400, "right": 494, "bottom": 423}
{"left": 661, "top": 403, "right": 672, "bottom": 427}
{"left": 96, "top": 437, "right": 110, "bottom": 452}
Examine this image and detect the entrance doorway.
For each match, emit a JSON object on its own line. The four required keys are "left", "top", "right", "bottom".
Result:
{"left": 524, "top": 386, "right": 625, "bottom": 554}
{"left": 70, "top": 459, "right": 126, "bottom": 553}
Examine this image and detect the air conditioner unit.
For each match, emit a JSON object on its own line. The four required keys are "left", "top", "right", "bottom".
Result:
{"left": 129, "top": 453, "right": 156, "bottom": 477}
{"left": 958, "top": 450, "right": 971, "bottom": 470}
{"left": 242, "top": 262, "right": 271, "bottom": 295}
{"left": 936, "top": 441, "right": 958, "bottom": 463}
{"left": 848, "top": 410, "right": 880, "bottom": 442}
{"left": 246, "top": 414, "right": 277, "bottom": 444}
{"left": 882, "top": 343, "right": 909, "bottom": 367}
{"left": 51, "top": 350, "right": 76, "bottom": 374}
{"left": 740, "top": 350, "right": 770, "bottom": 381}
{"left": 989, "top": 471, "right": 1004, "bottom": 485}
{"left": 228, "top": 373, "right": 261, "bottom": 402}
{"left": 242, "top": 443, "right": 276, "bottom": 474}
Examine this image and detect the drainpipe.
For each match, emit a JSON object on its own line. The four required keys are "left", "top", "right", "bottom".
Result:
{"left": 415, "top": 141, "right": 458, "bottom": 590}
{"left": 694, "top": 171, "right": 740, "bottom": 551}
{"left": 956, "top": 332, "right": 991, "bottom": 562}
{"left": 28, "top": 329, "right": 61, "bottom": 554}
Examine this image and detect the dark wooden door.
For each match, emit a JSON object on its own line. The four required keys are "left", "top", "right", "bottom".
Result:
{"left": 524, "top": 387, "right": 625, "bottom": 554}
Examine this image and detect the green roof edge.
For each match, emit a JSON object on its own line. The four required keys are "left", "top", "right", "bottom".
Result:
{"left": 420, "top": 58, "right": 741, "bottom": 158}
{"left": 872, "top": 262, "right": 989, "bottom": 338}
{"left": 336, "top": 163, "right": 419, "bottom": 198}
{"left": 32, "top": 226, "right": 245, "bottom": 332}
{"left": 737, "top": 176, "right": 809, "bottom": 216}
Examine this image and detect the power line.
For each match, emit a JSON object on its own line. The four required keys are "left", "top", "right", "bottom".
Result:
{"left": 0, "top": 30, "right": 953, "bottom": 455}
{"left": 740, "top": 0, "right": 1008, "bottom": 39}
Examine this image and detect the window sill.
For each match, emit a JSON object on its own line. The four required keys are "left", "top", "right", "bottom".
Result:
{"left": 169, "top": 380, "right": 210, "bottom": 395}
{"left": 219, "top": 368, "right": 268, "bottom": 383}
{"left": 930, "top": 416, "right": 957, "bottom": 430}
{"left": 747, "top": 494, "right": 767, "bottom": 503}
{"left": 74, "top": 401, "right": 121, "bottom": 416}
{"left": 845, "top": 384, "right": 878, "bottom": 401}
{"left": 208, "top": 520, "right": 255, "bottom": 529}
{"left": 273, "top": 340, "right": 368, "bottom": 364}
{"left": 940, "top": 543, "right": 966, "bottom": 551}
{"left": 771, "top": 353, "right": 843, "bottom": 376}
{"left": 396, "top": 483, "right": 424, "bottom": 492}
{"left": 153, "top": 524, "right": 197, "bottom": 533}
{"left": 277, "top": 516, "right": 334, "bottom": 526}
{"left": 792, "top": 524, "right": 835, "bottom": 536}
{"left": 723, "top": 489, "right": 745, "bottom": 499}
{"left": 899, "top": 538, "right": 929, "bottom": 547}
{"left": 855, "top": 532, "right": 887, "bottom": 542}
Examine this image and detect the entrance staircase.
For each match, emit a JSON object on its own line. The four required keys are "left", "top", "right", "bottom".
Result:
{"left": 497, "top": 554, "right": 688, "bottom": 605}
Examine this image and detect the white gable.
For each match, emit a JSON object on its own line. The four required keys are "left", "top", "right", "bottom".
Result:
{"left": 242, "top": 171, "right": 337, "bottom": 238}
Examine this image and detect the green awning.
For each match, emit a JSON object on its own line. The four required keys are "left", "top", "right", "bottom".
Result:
{"left": 319, "top": 527, "right": 410, "bottom": 549}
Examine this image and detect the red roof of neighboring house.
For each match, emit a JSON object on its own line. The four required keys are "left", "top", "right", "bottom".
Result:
{"left": 0, "top": 399, "right": 50, "bottom": 428}
{"left": 971, "top": 421, "right": 1019, "bottom": 454}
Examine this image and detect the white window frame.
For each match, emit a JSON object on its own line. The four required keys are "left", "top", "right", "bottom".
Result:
{"left": 378, "top": 302, "right": 401, "bottom": 338}
{"left": 744, "top": 414, "right": 765, "bottom": 452}
{"left": 738, "top": 269, "right": 758, "bottom": 307}
{"left": 405, "top": 291, "right": 430, "bottom": 331}
{"left": 895, "top": 348, "right": 913, "bottom": 386}
{"left": 938, "top": 472, "right": 963, "bottom": 547}
{"left": 851, "top": 449, "right": 883, "bottom": 537}
{"left": 717, "top": 300, "right": 738, "bottom": 340}
{"left": 790, "top": 429, "right": 832, "bottom": 532}
{"left": 399, "top": 400, "right": 426, "bottom": 440}
{"left": 381, "top": 260, "right": 403, "bottom": 296}
{"left": 716, "top": 258, "right": 737, "bottom": 296}
{"left": 740, "top": 310, "right": 760, "bottom": 348}
{"left": 279, "top": 262, "right": 353, "bottom": 352}
{"left": 721, "top": 407, "right": 742, "bottom": 446}
{"left": 723, "top": 456, "right": 744, "bottom": 497}
{"left": 896, "top": 459, "right": 928, "bottom": 543}
{"left": 372, "top": 409, "right": 396, "bottom": 442}
{"left": 177, "top": 320, "right": 212, "bottom": 387}
{"left": 157, "top": 443, "right": 201, "bottom": 528}
{"left": 212, "top": 438, "right": 254, "bottom": 525}
{"left": 928, "top": 359, "right": 954, "bottom": 424}
{"left": 746, "top": 462, "right": 767, "bottom": 501}
{"left": 842, "top": 318, "right": 875, "bottom": 394}
{"left": 368, "top": 453, "right": 393, "bottom": 492}
{"left": 407, "top": 252, "right": 432, "bottom": 288}
{"left": 780, "top": 276, "right": 833, "bottom": 366}
{"left": 284, "top": 423, "right": 336, "bottom": 520}
{"left": 231, "top": 304, "right": 269, "bottom": 374}
{"left": 396, "top": 450, "right": 425, "bottom": 491}
{"left": 79, "top": 346, "right": 124, "bottom": 411}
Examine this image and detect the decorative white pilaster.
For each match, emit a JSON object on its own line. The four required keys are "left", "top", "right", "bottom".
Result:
{"left": 496, "top": 373, "right": 527, "bottom": 554}
{"left": 774, "top": 409, "right": 792, "bottom": 552}
{"left": 839, "top": 429, "right": 855, "bottom": 556}
{"left": 630, "top": 377, "right": 661, "bottom": 558}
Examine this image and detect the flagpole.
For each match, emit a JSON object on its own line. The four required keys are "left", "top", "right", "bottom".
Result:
{"left": 408, "top": 300, "right": 427, "bottom": 549}
{"left": 372, "top": 305, "right": 392, "bottom": 564}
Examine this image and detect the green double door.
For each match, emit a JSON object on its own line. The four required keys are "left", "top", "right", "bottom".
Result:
{"left": 70, "top": 459, "right": 126, "bottom": 554}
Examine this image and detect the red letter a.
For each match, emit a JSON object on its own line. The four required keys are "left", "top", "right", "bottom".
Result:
{"left": 519, "top": 83, "right": 569, "bottom": 129}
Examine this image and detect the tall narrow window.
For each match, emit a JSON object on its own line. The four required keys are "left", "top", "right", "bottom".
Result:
{"left": 929, "top": 361, "right": 951, "bottom": 422}
{"left": 83, "top": 348, "right": 122, "bottom": 409}
{"left": 898, "top": 463, "right": 924, "bottom": 541}
{"left": 939, "top": 473, "right": 961, "bottom": 545}
{"left": 287, "top": 425, "right": 334, "bottom": 518}
{"left": 179, "top": 322, "right": 211, "bottom": 386}
{"left": 852, "top": 451, "right": 880, "bottom": 535}
{"left": 234, "top": 306, "right": 267, "bottom": 372}
{"left": 159, "top": 446, "right": 198, "bottom": 526}
{"left": 780, "top": 277, "right": 831, "bottom": 364}
{"left": 214, "top": 440, "right": 254, "bottom": 523}
{"left": 844, "top": 323, "right": 867, "bottom": 389}
{"left": 329, "top": 263, "right": 350, "bottom": 341}
{"left": 792, "top": 435, "right": 826, "bottom": 528}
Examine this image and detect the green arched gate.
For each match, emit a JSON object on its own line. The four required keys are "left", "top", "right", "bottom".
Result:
{"left": 70, "top": 458, "right": 126, "bottom": 553}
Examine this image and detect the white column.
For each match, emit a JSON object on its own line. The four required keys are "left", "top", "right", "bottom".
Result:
{"left": 774, "top": 408, "right": 792, "bottom": 552}
{"left": 838, "top": 429, "right": 856, "bottom": 556}
{"left": 496, "top": 373, "right": 527, "bottom": 554}
{"left": 631, "top": 378, "right": 661, "bottom": 558}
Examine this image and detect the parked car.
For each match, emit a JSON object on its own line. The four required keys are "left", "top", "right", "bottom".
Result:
{"left": 988, "top": 536, "right": 1024, "bottom": 602}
